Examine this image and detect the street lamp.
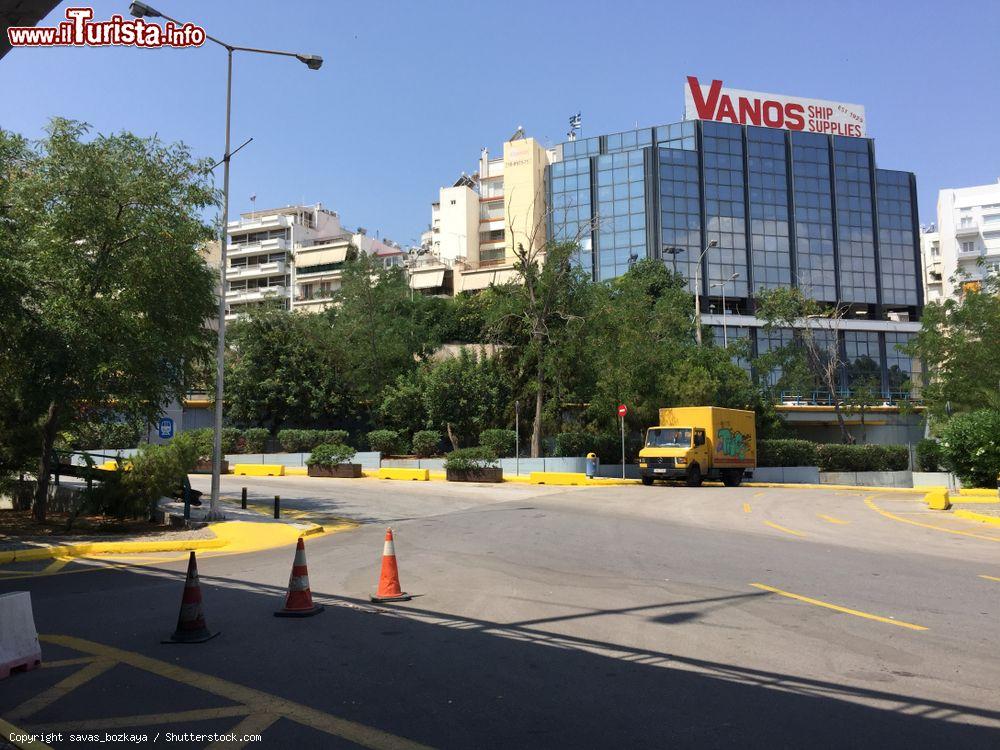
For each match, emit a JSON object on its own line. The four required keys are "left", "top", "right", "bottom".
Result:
{"left": 710, "top": 271, "right": 740, "bottom": 348}
{"left": 661, "top": 239, "right": 718, "bottom": 346}
{"left": 129, "top": 2, "right": 322, "bottom": 520}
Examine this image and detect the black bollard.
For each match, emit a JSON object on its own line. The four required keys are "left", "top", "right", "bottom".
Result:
{"left": 241, "top": 487, "right": 247, "bottom": 510}
{"left": 274, "top": 495, "right": 280, "bottom": 519}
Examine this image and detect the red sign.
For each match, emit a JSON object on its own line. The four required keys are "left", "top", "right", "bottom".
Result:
{"left": 617, "top": 404, "right": 628, "bottom": 418}
{"left": 684, "top": 76, "right": 866, "bottom": 138}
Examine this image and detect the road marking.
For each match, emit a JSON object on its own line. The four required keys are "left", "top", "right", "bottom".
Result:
{"left": 864, "top": 497, "right": 1000, "bottom": 542}
{"left": 37, "top": 635, "right": 435, "bottom": 750}
{"left": 0, "top": 717, "right": 55, "bottom": 750}
{"left": 763, "top": 521, "right": 806, "bottom": 537}
{"left": 743, "top": 503, "right": 751, "bottom": 513}
{"left": 33, "top": 706, "right": 252, "bottom": 733}
{"left": 818, "top": 514, "right": 849, "bottom": 525}
{"left": 208, "top": 712, "right": 281, "bottom": 749}
{"left": 749, "top": 583, "right": 927, "bottom": 631}
{"left": 41, "top": 656, "right": 97, "bottom": 669}
{"left": 979, "top": 574, "right": 1000, "bottom": 583}
{"left": 40, "top": 556, "right": 73, "bottom": 574}
{"left": 752, "top": 491, "right": 767, "bottom": 498}
{"left": 7, "top": 658, "right": 116, "bottom": 721}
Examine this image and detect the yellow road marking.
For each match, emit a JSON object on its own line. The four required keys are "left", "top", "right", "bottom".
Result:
{"left": 763, "top": 521, "right": 806, "bottom": 537}
{"left": 743, "top": 503, "right": 751, "bottom": 513}
{"left": 752, "top": 491, "right": 767, "bottom": 498}
{"left": 39, "top": 556, "right": 73, "bottom": 574}
{"left": 7, "top": 659, "right": 116, "bottom": 721}
{"left": 750, "top": 583, "right": 927, "bottom": 631}
{"left": 818, "top": 514, "right": 849, "bottom": 525}
{"left": 39, "top": 635, "right": 435, "bottom": 750}
{"left": 979, "top": 574, "right": 1000, "bottom": 583}
{"left": 0, "top": 717, "right": 55, "bottom": 750}
{"left": 31, "top": 706, "right": 252, "bottom": 733}
{"left": 41, "top": 656, "right": 97, "bottom": 669}
{"left": 207, "top": 712, "right": 282, "bottom": 749}
{"left": 864, "top": 497, "right": 1000, "bottom": 542}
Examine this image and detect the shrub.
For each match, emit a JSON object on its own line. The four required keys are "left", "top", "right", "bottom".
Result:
{"left": 443, "top": 447, "right": 499, "bottom": 471}
{"left": 277, "top": 429, "right": 305, "bottom": 452}
{"left": 412, "top": 430, "right": 442, "bottom": 458}
{"left": 758, "top": 439, "right": 818, "bottom": 467}
{"left": 939, "top": 410, "right": 1000, "bottom": 488}
{"left": 242, "top": 428, "right": 269, "bottom": 453}
{"left": 278, "top": 429, "right": 349, "bottom": 452}
{"left": 306, "top": 443, "right": 356, "bottom": 468}
{"left": 180, "top": 428, "right": 214, "bottom": 460}
{"left": 816, "top": 443, "right": 909, "bottom": 472}
{"left": 554, "top": 432, "right": 638, "bottom": 463}
{"left": 220, "top": 427, "right": 243, "bottom": 454}
{"left": 87, "top": 441, "right": 196, "bottom": 521}
{"left": 915, "top": 438, "right": 943, "bottom": 473}
{"left": 480, "top": 429, "right": 517, "bottom": 458}
{"left": 320, "top": 430, "right": 349, "bottom": 447}
{"left": 68, "top": 417, "right": 144, "bottom": 450}
{"left": 367, "top": 429, "right": 406, "bottom": 455}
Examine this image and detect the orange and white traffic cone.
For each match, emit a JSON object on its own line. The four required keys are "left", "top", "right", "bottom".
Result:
{"left": 370, "top": 527, "right": 411, "bottom": 603}
{"left": 275, "top": 537, "right": 324, "bottom": 617}
{"left": 163, "top": 551, "right": 218, "bottom": 643}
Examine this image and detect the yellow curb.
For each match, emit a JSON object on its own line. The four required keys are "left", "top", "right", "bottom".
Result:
{"left": 953, "top": 509, "right": 1000, "bottom": 526}
{"left": 284, "top": 466, "right": 308, "bottom": 476}
{"left": 0, "top": 535, "right": 227, "bottom": 564}
{"left": 428, "top": 471, "right": 447, "bottom": 481}
{"left": 504, "top": 475, "right": 531, "bottom": 483}
{"left": 744, "top": 482, "right": 925, "bottom": 493}
{"left": 951, "top": 498, "right": 1000, "bottom": 505}
{"left": 957, "top": 488, "right": 998, "bottom": 497}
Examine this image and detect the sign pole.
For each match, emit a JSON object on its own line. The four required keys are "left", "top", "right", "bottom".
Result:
{"left": 515, "top": 400, "right": 520, "bottom": 477}
{"left": 617, "top": 404, "right": 628, "bottom": 479}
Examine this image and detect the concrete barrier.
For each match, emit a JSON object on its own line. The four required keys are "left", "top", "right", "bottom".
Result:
{"left": 233, "top": 464, "right": 284, "bottom": 477}
{"left": 819, "top": 470, "right": 912, "bottom": 488}
{"left": 377, "top": 467, "right": 429, "bottom": 481}
{"left": 912, "top": 471, "right": 960, "bottom": 490}
{"left": 0, "top": 592, "right": 41, "bottom": 679}
{"left": 749, "top": 467, "right": 820, "bottom": 484}
{"left": 529, "top": 472, "right": 589, "bottom": 486}
{"left": 925, "top": 488, "right": 951, "bottom": 510}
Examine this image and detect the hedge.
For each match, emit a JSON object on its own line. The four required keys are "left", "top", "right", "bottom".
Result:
{"left": 554, "top": 432, "right": 641, "bottom": 463}
{"left": 443, "top": 447, "right": 499, "bottom": 471}
{"left": 412, "top": 430, "right": 441, "bottom": 458}
{"left": 306, "top": 443, "right": 355, "bottom": 468}
{"left": 939, "top": 410, "right": 1000, "bottom": 488}
{"left": 915, "top": 439, "right": 943, "bottom": 473}
{"left": 815, "top": 443, "right": 909, "bottom": 473}
{"left": 277, "top": 429, "right": 349, "bottom": 453}
{"left": 757, "top": 439, "right": 818, "bottom": 467}
{"left": 367, "top": 429, "right": 407, "bottom": 456}
{"left": 479, "top": 429, "right": 517, "bottom": 458}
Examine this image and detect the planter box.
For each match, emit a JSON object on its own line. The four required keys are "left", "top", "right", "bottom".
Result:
{"left": 446, "top": 467, "right": 503, "bottom": 483}
{"left": 193, "top": 459, "right": 228, "bottom": 474}
{"left": 307, "top": 463, "right": 362, "bottom": 478}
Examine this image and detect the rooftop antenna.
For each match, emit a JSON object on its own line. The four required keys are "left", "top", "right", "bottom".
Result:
{"left": 249, "top": 193, "right": 256, "bottom": 219}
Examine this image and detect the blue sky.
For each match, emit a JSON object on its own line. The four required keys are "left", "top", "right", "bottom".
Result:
{"left": 2, "top": 0, "right": 997, "bottom": 244}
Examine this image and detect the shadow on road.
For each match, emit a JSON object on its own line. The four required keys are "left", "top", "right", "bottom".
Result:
{"left": 4, "top": 560, "right": 997, "bottom": 750}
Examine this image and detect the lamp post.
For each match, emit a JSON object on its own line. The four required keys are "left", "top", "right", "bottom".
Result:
{"left": 661, "top": 239, "right": 718, "bottom": 346}
{"left": 710, "top": 272, "right": 740, "bottom": 348}
{"left": 129, "top": 2, "right": 322, "bottom": 520}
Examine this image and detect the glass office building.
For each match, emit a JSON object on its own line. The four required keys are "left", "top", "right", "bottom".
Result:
{"left": 548, "top": 119, "right": 922, "bottom": 397}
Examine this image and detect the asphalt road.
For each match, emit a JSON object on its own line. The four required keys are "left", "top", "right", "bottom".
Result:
{"left": 2, "top": 477, "right": 999, "bottom": 749}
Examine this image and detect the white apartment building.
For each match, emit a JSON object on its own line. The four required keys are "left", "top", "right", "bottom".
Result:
{"left": 422, "top": 130, "right": 554, "bottom": 293}
{"left": 922, "top": 179, "right": 1000, "bottom": 299}
{"left": 226, "top": 203, "right": 404, "bottom": 318}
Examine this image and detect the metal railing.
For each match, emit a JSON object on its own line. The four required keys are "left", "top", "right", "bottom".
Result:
{"left": 778, "top": 390, "right": 919, "bottom": 406}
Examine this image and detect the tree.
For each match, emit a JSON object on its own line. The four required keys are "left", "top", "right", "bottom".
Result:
{"left": 0, "top": 119, "right": 218, "bottom": 521}
{"left": 905, "top": 274, "right": 1000, "bottom": 421}
{"left": 755, "top": 287, "right": 856, "bottom": 443}
{"left": 225, "top": 307, "right": 350, "bottom": 431}
{"left": 422, "top": 348, "right": 511, "bottom": 450}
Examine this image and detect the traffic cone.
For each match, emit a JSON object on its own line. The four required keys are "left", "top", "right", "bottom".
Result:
{"left": 370, "top": 527, "right": 411, "bottom": 603}
{"left": 163, "top": 551, "right": 218, "bottom": 643}
{"left": 275, "top": 537, "right": 324, "bottom": 617}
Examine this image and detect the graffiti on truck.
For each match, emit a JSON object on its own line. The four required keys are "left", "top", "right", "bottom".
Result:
{"left": 716, "top": 427, "right": 750, "bottom": 459}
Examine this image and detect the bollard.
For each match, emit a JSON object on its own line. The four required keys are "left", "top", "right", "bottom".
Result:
{"left": 241, "top": 487, "right": 247, "bottom": 510}
{"left": 274, "top": 495, "right": 280, "bottom": 519}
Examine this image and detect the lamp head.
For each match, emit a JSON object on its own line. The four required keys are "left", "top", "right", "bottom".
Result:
{"left": 296, "top": 54, "right": 324, "bottom": 70}
{"left": 708, "top": 239, "right": 718, "bottom": 248}
{"left": 129, "top": 1, "right": 160, "bottom": 18}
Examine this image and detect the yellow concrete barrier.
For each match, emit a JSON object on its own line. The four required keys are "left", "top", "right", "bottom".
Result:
{"left": 377, "top": 467, "right": 429, "bottom": 481}
{"left": 925, "top": 488, "right": 951, "bottom": 511}
{"left": 529, "top": 471, "right": 589, "bottom": 486}
{"left": 233, "top": 464, "right": 285, "bottom": 477}
{"left": 284, "top": 467, "right": 308, "bottom": 476}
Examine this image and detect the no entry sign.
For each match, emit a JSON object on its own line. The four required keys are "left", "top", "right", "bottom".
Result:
{"left": 617, "top": 404, "right": 628, "bottom": 418}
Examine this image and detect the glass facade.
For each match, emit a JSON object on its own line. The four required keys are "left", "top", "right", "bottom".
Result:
{"left": 548, "top": 118, "right": 923, "bottom": 397}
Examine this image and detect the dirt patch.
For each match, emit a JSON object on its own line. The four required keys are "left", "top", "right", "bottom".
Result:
{"left": 0, "top": 509, "right": 213, "bottom": 550}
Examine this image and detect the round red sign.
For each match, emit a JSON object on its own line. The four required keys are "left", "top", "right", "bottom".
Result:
{"left": 617, "top": 404, "right": 627, "bottom": 417}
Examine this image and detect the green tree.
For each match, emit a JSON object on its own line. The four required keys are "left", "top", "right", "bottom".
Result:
{"left": 225, "top": 307, "right": 349, "bottom": 430}
{"left": 422, "top": 348, "right": 512, "bottom": 450}
{"left": 905, "top": 274, "right": 1000, "bottom": 420}
{"left": 0, "top": 120, "right": 217, "bottom": 520}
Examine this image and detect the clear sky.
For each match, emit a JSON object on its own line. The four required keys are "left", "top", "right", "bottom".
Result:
{"left": 2, "top": 0, "right": 998, "bottom": 244}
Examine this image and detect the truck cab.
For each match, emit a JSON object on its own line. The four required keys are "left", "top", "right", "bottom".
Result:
{"left": 638, "top": 425, "right": 707, "bottom": 486}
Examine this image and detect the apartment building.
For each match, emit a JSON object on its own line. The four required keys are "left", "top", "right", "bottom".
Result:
{"left": 921, "top": 180, "right": 1000, "bottom": 299}
{"left": 422, "top": 129, "right": 553, "bottom": 293}
{"left": 225, "top": 204, "right": 405, "bottom": 317}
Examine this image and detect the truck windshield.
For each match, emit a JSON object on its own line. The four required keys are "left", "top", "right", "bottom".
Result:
{"left": 646, "top": 428, "right": 692, "bottom": 447}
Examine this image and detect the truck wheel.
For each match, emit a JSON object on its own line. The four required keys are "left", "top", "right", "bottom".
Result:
{"left": 686, "top": 465, "right": 703, "bottom": 487}
{"left": 641, "top": 476, "right": 654, "bottom": 486}
{"left": 722, "top": 469, "right": 743, "bottom": 487}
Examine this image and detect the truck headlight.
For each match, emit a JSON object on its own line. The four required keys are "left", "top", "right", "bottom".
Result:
{"left": 639, "top": 462, "right": 647, "bottom": 468}
{"left": 675, "top": 458, "right": 686, "bottom": 466}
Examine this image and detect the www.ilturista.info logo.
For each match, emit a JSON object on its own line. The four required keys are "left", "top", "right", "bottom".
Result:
{"left": 6, "top": 7, "right": 205, "bottom": 49}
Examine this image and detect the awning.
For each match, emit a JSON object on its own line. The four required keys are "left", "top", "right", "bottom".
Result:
{"left": 457, "top": 267, "right": 519, "bottom": 292}
{"left": 295, "top": 244, "right": 349, "bottom": 266}
{"left": 410, "top": 269, "right": 446, "bottom": 290}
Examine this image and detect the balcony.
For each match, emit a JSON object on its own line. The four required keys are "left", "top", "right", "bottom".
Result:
{"left": 227, "top": 237, "right": 289, "bottom": 258}
{"left": 227, "top": 214, "right": 293, "bottom": 233}
{"left": 225, "top": 285, "right": 287, "bottom": 304}
{"left": 955, "top": 223, "right": 980, "bottom": 238}
{"left": 227, "top": 260, "right": 286, "bottom": 280}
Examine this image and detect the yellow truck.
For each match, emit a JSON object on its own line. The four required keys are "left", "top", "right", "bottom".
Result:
{"left": 638, "top": 407, "right": 756, "bottom": 487}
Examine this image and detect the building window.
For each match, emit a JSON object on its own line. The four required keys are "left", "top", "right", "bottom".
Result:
{"left": 747, "top": 126, "right": 791, "bottom": 291}
{"left": 791, "top": 131, "right": 836, "bottom": 302}
{"left": 659, "top": 147, "right": 701, "bottom": 293}
{"left": 884, "top": 331, "right": 915, "bottom": 395}
{"left": 844, "top": 330, "right": 881, "bottom": 392}
{"left": 833, "top": 136, "right": 877, "bottom": 305}
{"left": 703, "top": 121, "right": 748, "bottom": 297}
{"left": 961, "top": 241, "right": 976, "bottom": 254}
{"left": 594, "top": 148, "right": 647, "bottom": 281}
{"left": 549, "top": 156, "right": 594, "bottom": 274}
{"left": 876, "top": 169, "right": 918, "bottom": 306}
